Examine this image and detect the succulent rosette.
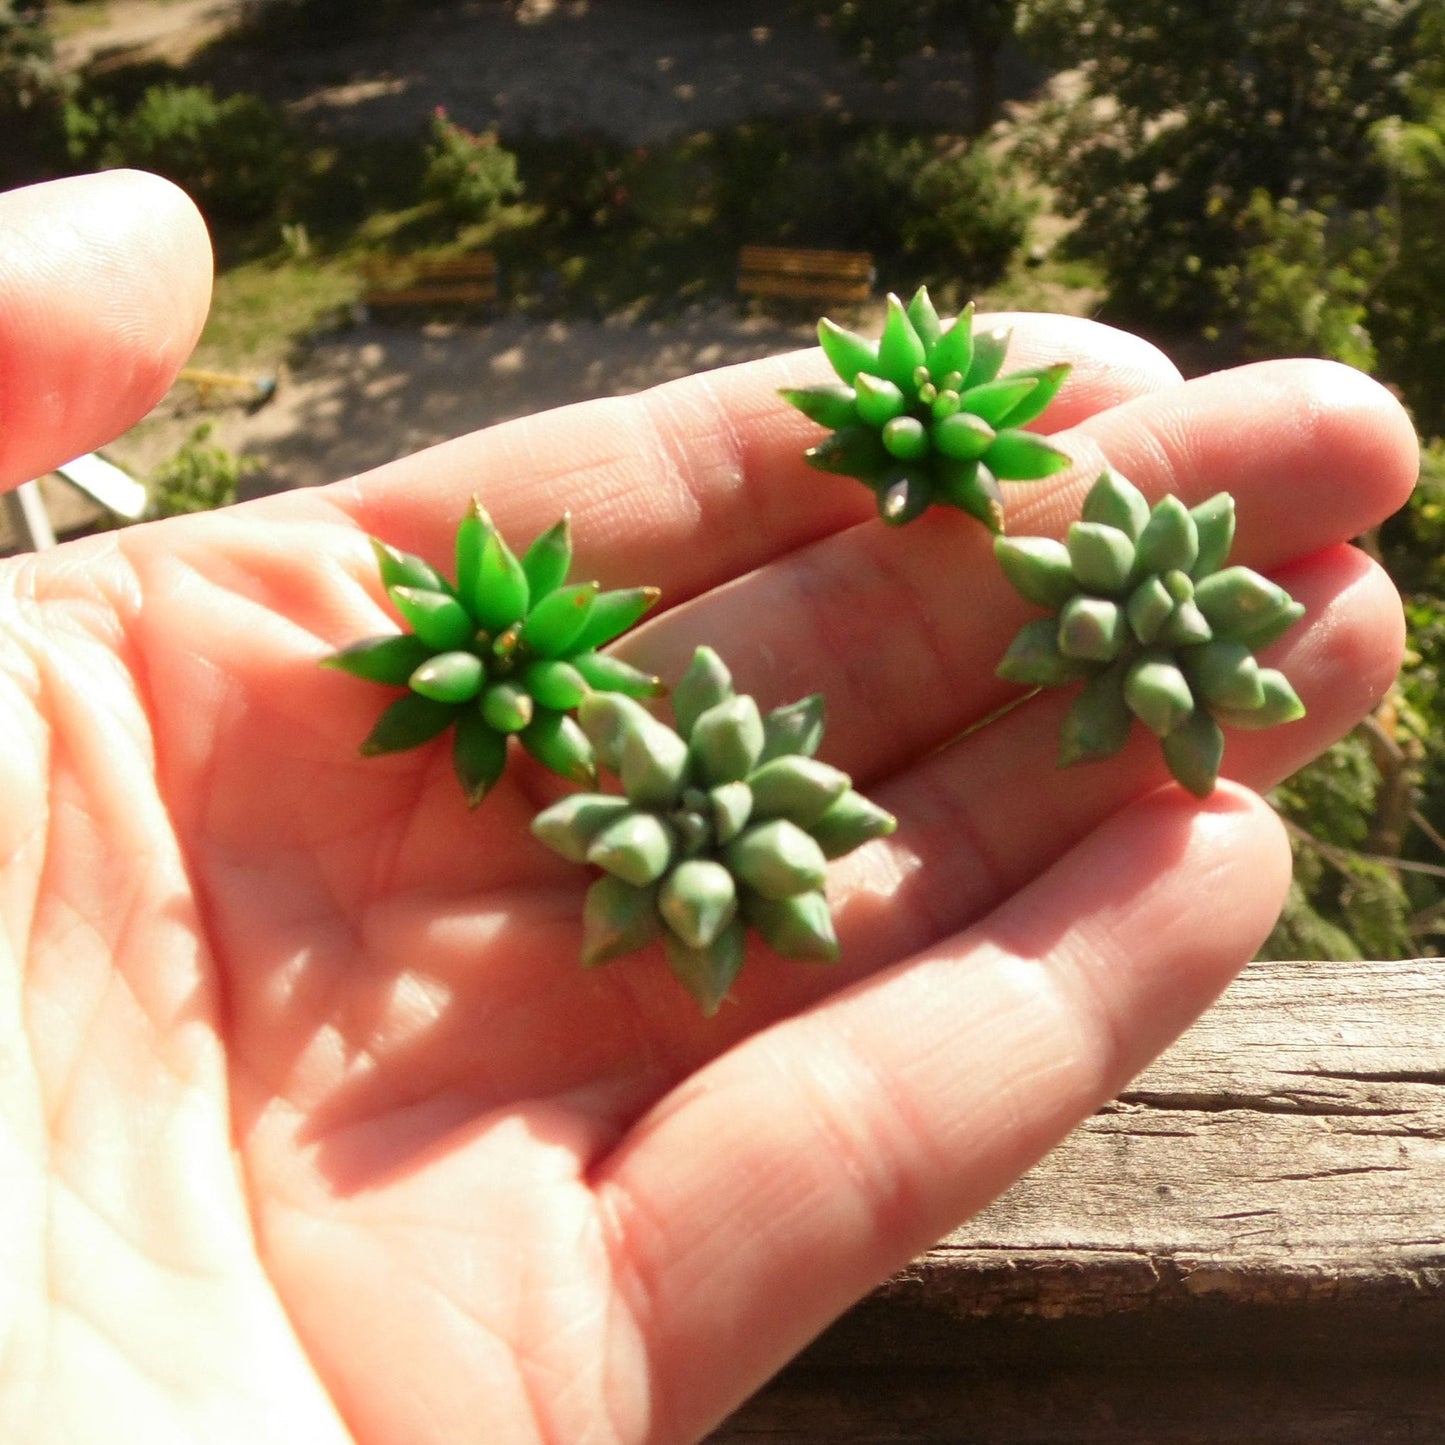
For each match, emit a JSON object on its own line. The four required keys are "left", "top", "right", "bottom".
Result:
{"left": 326, "top": 503, "right": 664, "bottom": 804}
{"left": 530, "top": 647, "right": 897, "bottom": 1015}
{"left": 782, "top": 285, "right": 1073, "bottom": 530}
{"left": 993, "top": 468, "right": 1307, "bottom": 796}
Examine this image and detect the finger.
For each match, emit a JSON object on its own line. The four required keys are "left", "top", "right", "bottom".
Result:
{"left": 598, "top": 784, "right": 1290, "bottom": 1444}
{"left": 0, "top": 170, "right": 213, "bottom": 492}
{"left": 618, "top": 360, "right": 1416, "bottom": 781}
{"left": 308, "top": 311, "right": 1183, "bottom": 603}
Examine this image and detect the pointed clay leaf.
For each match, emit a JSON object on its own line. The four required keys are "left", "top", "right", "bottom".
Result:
{"left": 1058, "top": 595, "right": 1127, "bottom": 662}
{"left": 516, "top": 515, "right": 571, "bottom": 602}
{"left": 881, "top": 415, "right": 929, "bottom": 461}
{"left": 672, "top": 647, "right": 735, "bottom": 739}
{"left": 804, "top": 425, "right": 891, "bottom": 481}
{"left": 743, "top": 889, "right": 840, "bottom": 963}
{"left": 746, "top": 755, "right": 851, "bottom": 828}
{"left": 854, "top": 372, "right": 908, "bottom": 428}
{"left": 659, "top": 859, "right": 739, "bottom": 951}
{"left": 1067, "top": 522, "right": 1136, "bottom": 595}
{"left": 520, "top": 709, "right": 597, "bottom": 786}
{"left": 389, "top": 586, "right": 475, "bottom": 652}
{"left": 809, "top": 790, "right": 897, "bottom": 860}
{"left": 877, "top": 293, "right": 928, "bottom": 390}
{"left": 984, "top": 429, "right": 1071, "bottom": 482}
{"left": 709, "top": 780, "right": 754, "bottom": 844}
{"left": 994, "top": 363, "right": 1072, "bottom": 429}
{"left": 520, "top": 581, "right": 599, "bottom": 658}
{"left": 1190, "top": 493, "right": 1237, "bottom": 578}
{"left": 935, "top": 458, "right": 1003, "bottom": 532}
{"left": 409, "top": 651, "right": 486, "bottom": 703}
{"left": 962, "top": 325, "right": 1011, "bottom": 387}
{"left": 1082, "top": 469, "right": 1151, "bottom": 540}
{"left": 324, "top": 634, "right": 433, "bottom": 686}
{"left": 817, "top": 316, "right": 880, "bottom": 384}
{"left": 573, "top": 587, "right": 660, "bottom": 652}
{"left": 906, "top": 285, "right": 943, "bottom": 355}
{"left": 471, "top": 529, "right": 530, "bottom": 633}
{"left": 453, "top": 710, "right": 508, "bottom": 806}
{"left": 688, "top": 695, "right": 765, "bottom": 785}
{"left": 587, "top": 811, "right": 674, "bottom": 886}
{"left": 957, "top": 376, "right": 1038, "bottom": 429}
{"left": 521, "top": 658, "right": 589, "bottom": 711}
{"left": 481, "top": 680, "right": 534, "bottom": 733}
{"left": 727, "top": 819, "right": 827, "bottom": 900}
{"left": 581, "top": 875, "right": 661, "bottom": 967}
{"left": 531, "top": 793, "right": 634, "bottom": 863}
{"left": 1213, "top": 669, "right": 1306, "bottom": 730}
{"left": 370, "top": 537, "right": 451, "bottom": 596}
{"left": 619, "top": 716, "right": 690, "bottom": 808}
{"left": 1058, "top": 666, "right": 1133, "bottom": 766}
{"left": 932, "top": 411, "right": 995, "bottom": 461}
{"left": 1194, "top": 568, "right": 1299, "bottom": 646}
{"left": 1161, "top": 710, "right": 1225, "bottom": 798}
{"left": 759, "top": 694, "right": 827, "bottom": 764}
{"left": 994, "top": 536, "right": 1077, "bottom": 609}
{"left": 577, "top": 692, "right": 658, "bottom": 771}
{"left": 926, "top": 302, "right": 975, "bottom": 382}
{"left": 997, "top": 617, "right": 1092, "bottom": 687}
{"left": 1185, "top": 639, "right": 1265, "bottom": 712}
{"left": 571, "top": 651, "right": 666, "bottom": 699}
{"left": 359, "top": 693, "right": 456, "bottom": 757}
{"left": 454, "top": 501, "right": 490, "bottom": 613}
{"left": 1126, "top": 576, "right": 1176, "bottom": 645}
{"left": 779, "top": 383, "right": 859, "bottom": 430}
{"left": 664, "top": 920, "right": 746, "bottom": 1017}
{"left": 1135, "top": 494, "right": 1200, "bottom": 575}
{"left": 1124, "top": 654, "right": 1196, "bottom": 737}
{"left": 877, "top": 468, "right": 933, "bottom": 526}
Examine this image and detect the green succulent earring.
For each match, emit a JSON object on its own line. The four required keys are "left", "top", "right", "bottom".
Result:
{"left": 994, "top": 468, "right": 1306, "bottom": 796}
{"left": 782, "top": 285, "right": 1073, "bottom": 530}
{"left": 326, "top": 503, "right": 664, "bottom": 805}
{"left": 530, "top": 646, "right": 897, "bottom": 1015}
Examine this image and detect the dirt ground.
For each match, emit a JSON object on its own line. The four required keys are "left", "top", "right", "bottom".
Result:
{"left": 57, "top": 0, "right": 1021, "bottom": 506}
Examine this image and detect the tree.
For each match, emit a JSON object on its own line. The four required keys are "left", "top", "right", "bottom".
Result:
{"left": 1017, "top": 0, "right": 1426, "bottom": 324}
{"left": 794, "top": 0, "right": 1021, "bottom": 133}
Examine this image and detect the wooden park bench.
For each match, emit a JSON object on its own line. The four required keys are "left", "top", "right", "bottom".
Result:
{"left": 359, "top": 252, "right": 499, "bottom": 314}
{"left": 737, "top": 245, "right": 875, "bottom": 305}
{"left": 712, "top": 953, "right": 1445, "bottom": 1441}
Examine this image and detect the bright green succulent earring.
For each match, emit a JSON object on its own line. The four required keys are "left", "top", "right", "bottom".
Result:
{"left": 530, "top": 646, "right": 897, "bottom": 1014}
{"left": 326, "top": 503, "right": 664, "bottom": 805}
{"left": 994, "top": 468, "right": 1307, "bottom": 796}
{"left": 782, "top": 286, "right": 1073, "bottom": 530}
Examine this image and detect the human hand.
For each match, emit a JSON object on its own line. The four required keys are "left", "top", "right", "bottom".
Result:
{"left": 0, "top": 171, "right": 1415, "bottom": 1445}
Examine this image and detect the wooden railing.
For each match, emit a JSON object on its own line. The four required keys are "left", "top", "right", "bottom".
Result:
{"left": 712, "top": 954, "right": 1445, "bottom": 1441}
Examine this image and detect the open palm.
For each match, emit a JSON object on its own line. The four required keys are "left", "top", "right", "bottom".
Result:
{"left": 0, "top": 173, "right": 1417, "bottom": 1445}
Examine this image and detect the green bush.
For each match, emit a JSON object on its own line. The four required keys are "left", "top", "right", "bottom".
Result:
{"left": 102, "top": 84, "right": 294, "bottom": 224}
{"left": 422, "top": 108, "right": 522, "bottom": 223}
{"left": 1, "top": 0, "right": 73, "bottom": 186}
{"left": 147, "top": 424, "right": 255, "bottom": 518}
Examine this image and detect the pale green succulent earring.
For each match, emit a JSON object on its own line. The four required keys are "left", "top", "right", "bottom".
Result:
{"left": 994, "top": 468, "right": 1307, "bottom": 796}
{"left": 325, "top": 502, "right": 664, "bottom": 805}
{"left": 782, "top": 285, "right": 1073, "bottom": 530}
{"left": 530, "top": 646, "right": 897, "bottom": 1015}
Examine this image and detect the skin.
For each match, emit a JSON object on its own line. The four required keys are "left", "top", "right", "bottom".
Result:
{"left": 0, "top": 171, "right": 1418, "bottom": 1445}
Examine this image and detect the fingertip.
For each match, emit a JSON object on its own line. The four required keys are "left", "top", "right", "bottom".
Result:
{"left": 0, "top": 169, "right": 214, "bottom": 490}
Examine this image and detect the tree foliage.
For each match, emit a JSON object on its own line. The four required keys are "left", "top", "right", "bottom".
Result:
{"left": 794, "top": 0, "right": 1020, "bottom": 130}
{"left": 1018, "top": 0, "right": 1425, "bottom": 323}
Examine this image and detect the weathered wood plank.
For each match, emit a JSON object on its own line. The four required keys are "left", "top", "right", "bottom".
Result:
{"left": 710, "top": 957, "right": 1445, "bottom": 1441}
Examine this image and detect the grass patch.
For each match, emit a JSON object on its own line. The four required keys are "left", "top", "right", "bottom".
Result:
{"left": 192, "top": 253, "right": 360, "bottom": 370}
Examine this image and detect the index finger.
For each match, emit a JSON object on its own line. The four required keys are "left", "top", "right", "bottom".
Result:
{"left": 311, "top": 313, "right": 1182, "bottom": 604}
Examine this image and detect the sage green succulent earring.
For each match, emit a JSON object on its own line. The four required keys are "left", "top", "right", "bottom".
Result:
{"left": 530, "top": 646, "right": 897, "bottom": 1015}
{"left": 994, "top": 469, "right": 1307, "bottom": 796}
{"left": 326, "top": 502, "right": 664, "bottom": 805}
{"left": 782, "top": 285, "right": 1073, "bottom": 530}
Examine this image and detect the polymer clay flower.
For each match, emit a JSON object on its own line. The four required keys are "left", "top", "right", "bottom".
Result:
{"left": 994, "top": 468, "right": 1306, "bottom": 795}
{"left": 326, "top": 503, "right": 662, "bottom": 804}
{"left": 530, "top": 647, "right": 896, "bottom": 1014}
{"left": 782, "top": 285, "right": 1072, "bottom": 529}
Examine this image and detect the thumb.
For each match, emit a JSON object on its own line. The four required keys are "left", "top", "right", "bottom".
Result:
{"left": 0, "top": 169, "right": 213, "bottom": 492}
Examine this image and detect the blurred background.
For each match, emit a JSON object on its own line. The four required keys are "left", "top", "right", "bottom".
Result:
{"left": 3, "top": 0, "right": 1443, "bottom": 960}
